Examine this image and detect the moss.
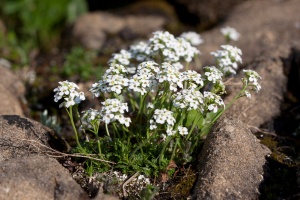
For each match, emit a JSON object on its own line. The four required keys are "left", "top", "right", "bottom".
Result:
{"left": 258, "top": 134, "right": 300, "bottom": 199}
{"left": 259, "top": 136, "right": 278, "bottom": 150}
{"left": 259, "top": 135, "right": 298, "bottom": 167}
{"left": 169, "top": 169, "right": 197, "bottom": 199}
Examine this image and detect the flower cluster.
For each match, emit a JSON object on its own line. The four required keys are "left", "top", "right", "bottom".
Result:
{"left": 128, "top": 61, "right": 159, "bottom": 95}
{"left": 177, "top": 126, "right": 189, "bottom": 136}
{"left": 156, "top": 62, "right": 183, "bottom": 92}
{"left": 204, "top": 91, "right": 225, "bottom": 113}
{"left": 211, "top": 45, "right": 242, "bottom": 75}
{"left": 172, "top": 89, "right": 204, "bottom": 111}
{"left": 81, "top": 108, "right": 101, "bottom": 129}
{"left": 221, "top": 26, "right": 240, "bottom": 42}
{"left": 179, "top": 31, "right": 203, "bottom": 46}
{"left": 204, "top": 66, "right": 223, "bottom": 83}
{"left": 90, "top": 63, "right": 129, "bottom": 96}
{"left": 131, "top": 31, "right": 199, "bottom": 64}
{"left": 150, "top": 109, "right": 176, "bottom": 136}
{"left": 129, "top": 41, "right": 150, "bottom": 62}
{"left": 181, "top": 70, "right": 204, "bottom": 89}
{"left": 100, "top": 98, "right": 131, "bottom": 127}
{"left": 107, "top": 31, "right": 201, "bottom": 73}
{"left": 108, "top": 49, "right": 131, "bottom": 66}
{"left": 53, "top": 80, "right": 85, "bottom": 108}
{"left": 204, "top": 66, "right": 225, "bottom": 94}
{"left": 243, "top": 69, "right": 262, "bottom": 95}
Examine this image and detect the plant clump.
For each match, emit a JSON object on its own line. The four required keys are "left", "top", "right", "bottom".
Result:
{"left": 53, "top": 29, "right": 262, "bottom": 198}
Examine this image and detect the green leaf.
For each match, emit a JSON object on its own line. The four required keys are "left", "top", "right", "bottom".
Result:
{"left": 185, "top": 110, "right": 203, "bottom": 127}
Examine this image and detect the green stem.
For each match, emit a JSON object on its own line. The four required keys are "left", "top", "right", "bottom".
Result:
{"left": 211, "top": 84, "right": 247, "bottom": 125}
{"left": 158, "top": 136, "right": 172, "bottom": 165}
{"left": 92, "top": 122, "right": 102, "bottom": 156}
{"left": 186, "top": 114, "right": 201, "bottom": 140}
{"left": 97, "top": 139, "right": 102, "bottom": 156}
{"left": 200, "top": 85, "right": 248, "bottom": 137}
{"left": 112, "top": 122, "right": 120, "bottom": 138}
{"left": 128, "top": 92, "right": 138, "bottom": 111}
{"left": 66, "top": 106, "right": 83, "bottom": 150}
{"left": 170, "top": 138, "right": 179, "bottom": 161}
{"left": 195, "top": 55, "right": 202, "bottom": 72}
{"left": 74, "top": 105, "right": 87, "bottom": 140}
{"left": 105, "top": 123, "right": 110, "bottom": 137}
{"left": 185, "top": 62, "right": 190, "bottom": 71}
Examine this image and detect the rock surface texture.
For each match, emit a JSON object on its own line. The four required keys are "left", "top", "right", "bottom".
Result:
{"left": 199, "top": 0, "right": 300, "bottom": 66}
{"left": 0, "top": 65, "right": 25, "bottom": 116}
{"left": 0, "top": 115, "right": 53, "bottom": 161}
{"left": 193, "top": 118, "right": 271, "bottom": 199}
{"left": 169, "top": 0, "right": 247, "bottom": 29}
{"left": 223, "top": 46, "right": 289, "bottom": 127}
{"left": 72, "top": 11, "right": 167, "bottom": 49}
{"left": 191, "top": 0, "right": 300, "bottom": 198}
{"left": 0, "top": 155, "right": 90, "bottom": 200}
{"left": 0, "top": 115, "right": 118, "bottom": 200}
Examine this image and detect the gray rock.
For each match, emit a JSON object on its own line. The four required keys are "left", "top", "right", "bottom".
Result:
{"left": 170, "top": 0, "right": 246, "bottom": 29}
{"left": 0, "top": 115, "right": 118, "bottom": 199}
{"left": 199, "top": 0, "right": 300, "bottom": 66}
{"left": 193, "top": 118, "right": 271, "bottom": 199}
{"left": 223, "top": 46, "right": 289, "bottom": 128}
{"left": 0, "top": 66, "right": 25, "bottom": 116}
{"left": 0, "top": 155, "right": 90, "bottom": 200}
{"left": 72, "top": 11, "right": 166, "bottom": 50}
{"left": 0, "top": 115, "right": 67, "bottom": 162}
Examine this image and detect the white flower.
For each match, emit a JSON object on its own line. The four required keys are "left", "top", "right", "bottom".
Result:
{"left": 81, "top": 109, "right": 101, "bottom": 129}
{"left": 156, "top": 62, "right": 183, "bottom": 92}
{"left": 176, "top": 37, "right": 200, "bottom": 62}
{"left": 100, "top": 99, "right": 130, "bottom": 127}
{"left": 180, "top": 31, "right": 203, "bottom": 46}
{"left": 147, "top": 103, "right": 154, "bottom": 109}
{"left": 53, "top": 80, "right": 85, "bottom": 108}
{"left": 75, "top": 92, "right": 85, "bottom": 104}
{"left": 178, "top": 126, "right": 188, "bottom": 135}
{"left": 108, "top": 49, "right": 131, "bottom": 66}
{"left": 221, "top": 26, "right": 240, "bottom": 41}
{"left": 166, "top": 126, "right": 176, "bottom": 136}
{"left": 90, "top": 63, "right": 129, "bottom": 97}
{"left": 243, "top": 70, "right": 262, "bottom": 92}
{"left": 204, "top": 66, "right": 223, "bottom": 83}
{"left": 208, "top": 104, "right": 218, "bottom": 113}
{"left": 128, "top": 61, "right": 159, "bottom": 95}
{"left": 151, "top": 109, "right": 175, "bottom": 133}
{"left": 149, "top": 119, "right": 157, "bottom": 130}
{"left": 113, "top": 171, "right": 128, "bottom": 182}
{"left": 245, "top": 90, "right": 251, "bottom": 98}
{"left": 103, "top": 113, "right": 114, "bottom": 124}
{"left": 211, "top": 45, "right": 242, "bottom": 75}
{"left": 182, "top": 70, "right": 204, "bottom": 88}
{"left": 129, "top": 41, "right": 150, "bottom": 62}
{"left": 172, "top": 89, "right": 204, "bottom": 112}
{"left": 204, "top": 91, "right": 225, "bottom": 113}
{"left": 148, "top": 31, "right": 199, "bottom": 63}
{"left": 171, "top": 62, "right": 184, "bottom": 70}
